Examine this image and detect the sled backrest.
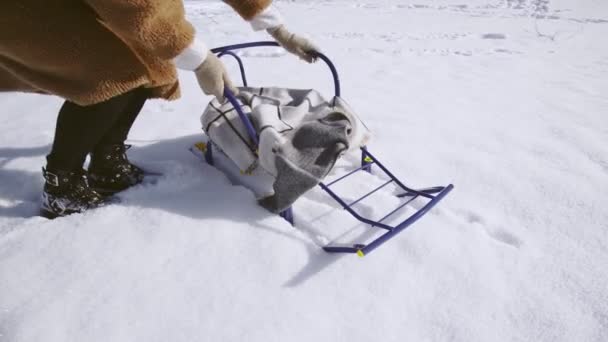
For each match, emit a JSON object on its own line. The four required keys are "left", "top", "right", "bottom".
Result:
{"left": 214, "top": 41, "right": 341, "bottom": 148}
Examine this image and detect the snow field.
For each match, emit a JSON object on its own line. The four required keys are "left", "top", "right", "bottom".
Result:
{"left": 1, "top": 1, "right": 607, "bottom": 341}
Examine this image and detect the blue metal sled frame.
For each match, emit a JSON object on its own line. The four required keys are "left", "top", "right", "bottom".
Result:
{"left": 209, "top": 41, "right": 454, "bottom": 257}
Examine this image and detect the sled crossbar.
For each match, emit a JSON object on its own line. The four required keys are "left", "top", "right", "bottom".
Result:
{"left": 325, "top": 161, "right": 377, "bottom": 187}
{"left": 209, "top": 41, "right": 453, "bottom": 257}
{"left": 346, "top": 179, "right": 393, "bottom": 208}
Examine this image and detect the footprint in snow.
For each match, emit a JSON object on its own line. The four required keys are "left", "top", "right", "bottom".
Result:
{"left": 461, "top": 210, "right": 523, "bottom": 249}
{"left": 487, "top": 228, "right": 523, "bottom": 248}
{"left": 481, "top": 33, "right": 507, "bottom": 39}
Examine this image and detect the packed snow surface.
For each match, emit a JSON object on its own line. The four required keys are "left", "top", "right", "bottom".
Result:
{"left": 1, "top": 1, "right": 607, "bottom": 341}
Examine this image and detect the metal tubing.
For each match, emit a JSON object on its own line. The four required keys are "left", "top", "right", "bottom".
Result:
{"left": 360, "top": 184, "right": 454, "bottom": 255}
{"left": 323, "top": 246, "right": 358, "bottom": 254}
{"left": 211, "top": 41, "right": 281, "bottom": 53}
{"left": 397, "top": 186, "right": 445, "bottom": 198}
{"left": 311, "top": 52, "right": 341, "bottom": 98}
{"left": 211, "top": 41, "right": 341, "bottom": 98}
{"left": 224, "top": 88, "right": 259, "bottom": 147}
{"left": 205, "top": 141, "right": 214, "bottom": 165}
{"left": 280, "top": 207, "right": 294, "bottom": 225}
{"left": 217, "top": 51, "right": 248, "bottom": 87}
{"left": 361, "top": 146, "right": 372, "bottom": 173}
{"left": 324, "top": 161, "right": 376, "bottom": 187}
{"left": 319, "top": 183, "right": 394, "bottom": 231}
{"left": 362, "top": 149, "right": 434, "bottom": 199}
{"left": 346, "top": 179, "right": 393, "bottom": 208}
{"left": 377, "top": 195, "right": 419, "bottom": 223}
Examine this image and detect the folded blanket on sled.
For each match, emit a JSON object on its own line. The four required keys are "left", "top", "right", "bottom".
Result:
{"left": 201, "top": 87, "right": 370, "bottom": 213}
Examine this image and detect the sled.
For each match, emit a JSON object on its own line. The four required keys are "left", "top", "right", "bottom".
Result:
{"left": 194, "top": 41, "right": 454, "bottom": 257}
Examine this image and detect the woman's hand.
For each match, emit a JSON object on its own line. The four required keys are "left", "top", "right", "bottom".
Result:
{"left": 268, "top": 25, "right": 319, "bottom": 63}
{"left": 194, "top": 53, "right": 238, "bottom": 101}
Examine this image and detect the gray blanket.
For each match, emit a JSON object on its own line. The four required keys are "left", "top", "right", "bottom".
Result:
{"left": 201, "top": 87, "right": 369, "bottom": 213}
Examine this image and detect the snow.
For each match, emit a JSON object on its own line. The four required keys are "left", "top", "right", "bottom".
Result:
{"left": 1, "top": 0, "right": 608, "bottom": 341}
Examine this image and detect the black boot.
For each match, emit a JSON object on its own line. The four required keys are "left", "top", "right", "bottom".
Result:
{"left": 41, "top": 167, "right": 106, "bottom": 219}
{"left": 88, "top": 144, "right": 144, "bottom": 195}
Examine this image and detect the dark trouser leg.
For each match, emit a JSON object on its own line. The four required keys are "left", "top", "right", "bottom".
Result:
{"left": 95, "top": 87, "right": 147, "bottom": 148}
{"left": 46, "top": 88, "right": 145, "bottom": 171}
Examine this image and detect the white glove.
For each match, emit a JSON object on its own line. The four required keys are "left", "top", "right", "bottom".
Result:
{"left": 267, "top": 25, "right": 319, "bottom": 63}
{"left": 173, "top": 38, "right": 238, "bottom": 101}
{"left": 194, "top": 53, "right": 238, "bottom": 101}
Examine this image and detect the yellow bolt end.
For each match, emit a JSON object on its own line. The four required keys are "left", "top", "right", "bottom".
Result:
{"left": 364, "top": 156, "right": 373, "bottom": 163}
{"left": 356, "top": 250, "right": 365, "bottom": 258}
{"left": 194, "top": 142, "right": 207, "bottom": 152}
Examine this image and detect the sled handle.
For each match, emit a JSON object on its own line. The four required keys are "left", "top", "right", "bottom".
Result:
{"left": 224, "top": 88, "right": 259, "bottom": 147}
{"left": 212, "top": 41, "right": 341, "bottom": 98}
{"left": 217, "top": 50, "right": 248, "bottom": 87}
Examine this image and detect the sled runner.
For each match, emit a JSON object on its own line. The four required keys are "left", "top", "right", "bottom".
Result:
{"left": 193, "top": 41, "right": 453, "bottom": 257}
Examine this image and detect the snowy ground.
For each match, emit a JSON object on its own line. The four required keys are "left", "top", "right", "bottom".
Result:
{"left": 1, "top": 1, "right": 607, "bottom": 341}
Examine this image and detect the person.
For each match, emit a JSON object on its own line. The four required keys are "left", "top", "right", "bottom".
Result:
{"left": 0, "top": 0, "right": 318, "bottom": 218}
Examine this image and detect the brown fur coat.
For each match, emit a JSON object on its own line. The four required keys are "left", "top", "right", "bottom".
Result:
{"left": 0, "top": 0, "right": 272, "bottom": 106}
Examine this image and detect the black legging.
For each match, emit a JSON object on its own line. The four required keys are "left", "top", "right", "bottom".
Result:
{"left": 46, "top": 87, "right": 147, "bottom": 171}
